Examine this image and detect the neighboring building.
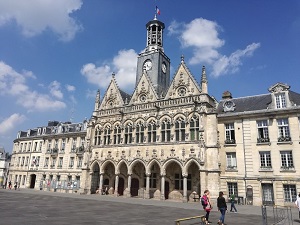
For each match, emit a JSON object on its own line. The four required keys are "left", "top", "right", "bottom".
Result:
{"left": 9, "top": 120, "right": 87, "bottom": 192}
{"left": 8, "top": 15, "right": 300, "bottom": 206}
{"left": 0, "top": 147, "right": 10, "bottom": 187}
{"left": 217, "top": 83, "right": 300, "bottom": 206}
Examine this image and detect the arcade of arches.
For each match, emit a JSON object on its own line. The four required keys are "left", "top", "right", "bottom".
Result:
{"left": 89, "top": 158, "right": 201, "bottom": 202}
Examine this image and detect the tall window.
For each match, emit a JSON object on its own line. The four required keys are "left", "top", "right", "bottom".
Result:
{"left": 283, "top": 184, "right": 297, "bottom": 202}
{"left": 94, "top": 127, "right": 101, "bottom": 146}
{"left": 77, "top": 157, "right": 83, "bottom": 168}
{"left": 135, "top": 122, "right": 145, "bottom": 143}
{"left": 175, "top": 174, "right": 191, "bottom": 190}
{"left": 225, "top": 123, "right": 235, "bottom": 144}
{"left": 257, "top": 120, "right": 269, "bottom": 142}
{"left": 54, "top": 139, "right": 58, "bottom": 149}
{"left": 39, "top": 141, "right": 42, "bottom": 152}
{"left": 44, "top": 157, "right": 49, "bottom": 167}
{"left": 103, "top": 126, "right": 111, "bottom": 145}
{"left": 80, "top": 137, "right": 85, "bottom": 147}
{"left": 161, "top": 119, "right": 171, "bottom": 142}
{"left": 124, "top": 123, "right": 133, "bottom": 144}
{"left": 61, "top": 139, "right": 66, "bottom": 151}
{"left": 275, "top": 93, "right": 286, "bottom": 109}
{"left": 259, "top": 151, "right": 272, "bottom": 168}
{"left": 58, "top": 157, "right": 63, "bottom": 168}
{"left": 51, "top": 157, "right": 56, "bottom": 168}
{"left": 144, "top": 173, "right": 157, "bottom": 188}
{"left": 280, "top": 151, "right": 294, "bottom": 169}
{"left": 28, "top": 142, "right": 32, "bottom": 151}
{"left": 175, "top": 117, "right": 185, "bottom": 141}
{"left": 227, "top": 182, "right": 238, "bottom": 196}
{"left": 33, "top": 142, "right": 37, "bottom": 151}
{"left": 47, "top": 141, "right": 51, "bottom": 152}
{"left": 226, "top": 152, "right": 237, "bottom": 169}
{"left": 69, "top": 157, "right": 74, "bottom": 168}
{"left": 190, "top": 116, "right": 199, "bottom": 141}
{"left": 148, "top": 120, "right": 157, "bottom": 143}
{"left": 71, "top": 138, "right": 77, "bottom": 151}
{"left": 113, "top": 125, "right": 122, "bottom": 144}
{"left": 277, "top": 118, "right": 290, "bottom": 140}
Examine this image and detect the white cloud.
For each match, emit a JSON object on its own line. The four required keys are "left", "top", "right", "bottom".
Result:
{"left": 0, "top": 0, "right": 83, "bottom": 41}
{"left": 212, "top": 43, "right": 261, "bottom": 76}
{"left": 0, "top": 113, "right": 26, "bottom": 135}
{"left": 49, "top": 80, "right": 63, "bottom": 99}
{"left": 66, "top": 84, "right": 75, "bottom": 92}
{"left": 0, "top": 61, "right": 66, "bottom": 111}
{"left": 168, "top": 18, "right": 260, "bottom": 77}
{"left": 81, "top": 49, "right": 137, "bottom": 91}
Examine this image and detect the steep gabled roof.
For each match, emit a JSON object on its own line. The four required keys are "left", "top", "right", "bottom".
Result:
{"left": 164, "top": 57, "right": 201, "bottom": 99}
{"left": 129, "top": 72, "right": 158, "bottom": 105}
{"left": 99, "top": 74, "right": 130, "bottom": 109}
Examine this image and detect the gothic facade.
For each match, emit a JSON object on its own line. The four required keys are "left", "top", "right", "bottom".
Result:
{"left": 8, "top": 16, "right": 300, "bottom": 206}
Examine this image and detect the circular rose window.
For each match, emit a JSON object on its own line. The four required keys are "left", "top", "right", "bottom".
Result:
{"left": 177, "top": 87, "right": 186, "bottom": 96}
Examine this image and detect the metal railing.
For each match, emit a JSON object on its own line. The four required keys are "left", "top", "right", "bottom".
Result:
{"left": 262, "top": 205, "right": 294, "bottom": 225}
{"left": 174, "top": 215, "right": 206, "bottom": 225}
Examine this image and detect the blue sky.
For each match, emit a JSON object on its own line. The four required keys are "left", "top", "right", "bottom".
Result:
{"left": 0, "top": 0, "right": 300, "bottom": 152}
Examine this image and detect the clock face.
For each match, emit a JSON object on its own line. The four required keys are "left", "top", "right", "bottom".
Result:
{"left": 162, "top": 63, "right": 166, "bottom": 73}
{"left": 143, "top": 60, "right": 152, "bottom": 71}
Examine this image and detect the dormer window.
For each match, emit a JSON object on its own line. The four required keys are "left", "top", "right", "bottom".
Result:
{"left": 275, "top": 93, "right": 286, "bottom": 109}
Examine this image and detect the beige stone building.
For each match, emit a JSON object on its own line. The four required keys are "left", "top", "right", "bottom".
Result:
{"left": 9, "top": 120, "right": 87, "bottom": 192}
{"left": 217, "top": 83, "right": 300, "bottom": 206}
{"left": 8, "top": 16, "right": 300, "bottom": 206}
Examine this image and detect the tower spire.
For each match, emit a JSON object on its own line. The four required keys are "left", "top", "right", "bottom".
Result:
{"left": 201, "top": 66, "right": 208, "bottom": 94}
{"left": 94, "top": 89, "right": 100, "bottom": 110}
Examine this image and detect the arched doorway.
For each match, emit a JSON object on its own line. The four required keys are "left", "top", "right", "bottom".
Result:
{"left": 30, "top": 174, "right": 36, "bottom": 188}
{"left": 118, "top": 177, "right": 125, "bottom": 195}
{"left": 131, "top": 178, "right": 139, "bottom": 197}
{"left": 91, "top": 163, "right": 100, "bottom": 194}
{"left": 165, "top": 160, "right": 183, "bottom": 201}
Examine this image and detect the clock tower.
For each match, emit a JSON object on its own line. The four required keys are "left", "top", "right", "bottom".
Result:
{"left": 136, "top": 15, "right": 170, "bottom": 97}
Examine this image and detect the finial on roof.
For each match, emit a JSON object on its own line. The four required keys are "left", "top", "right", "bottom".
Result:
{"left": 181, "top": 55, "right": 184, "bottom": 63}
{"left": 112, "top": 72, "right": 115, "bottom": 78}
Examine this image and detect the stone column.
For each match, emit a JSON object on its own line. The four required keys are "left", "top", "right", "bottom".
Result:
{"left": 127, "top": 174, "right": 132, "bottom": 197}
{"left": 114, "top": 174, "right": 119, "bottom": 196}
{"left": 99, "top": 173, "right": 103, "bottom": 192}
{"left": 183, "top": 175, "right": 188, "bottom": 202}
{"left": 145, "top": 173, "right": 150, "bottom": 199}
{"left": 160, "top": 175, "right": 165, "bottom": 200}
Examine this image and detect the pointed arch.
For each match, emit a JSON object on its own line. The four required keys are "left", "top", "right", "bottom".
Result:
{"left": 116, "top": 159, "right": 128, "bottom": 174}
{"left": 146, "top": 158, "right": 161, "bottom": 174}
{"left": 100, "top": 159, "right": 116, "bottom": 173}
{"left": 128, "top": 158, "right": 146, "bottom": 174}
{"left": 161, "top": 158, "right": 183, "bottom": 175}
{"left": 183, "top": 158, "right": 201, "bottom": 175}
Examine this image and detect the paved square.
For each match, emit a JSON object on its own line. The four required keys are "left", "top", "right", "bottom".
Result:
{"left": 0, "top": 189, "right": 287, "bottom": 225}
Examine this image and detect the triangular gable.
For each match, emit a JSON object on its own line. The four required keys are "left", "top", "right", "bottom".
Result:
{"left": 129, "top": 72, "right": 158, "bottom": 105}
{"left": 268, "top": 82, "right": 290, "bottom": 93}
{"left": 99, "top": 76, "right": 125, "bottom": 110}
{"left": 164, "top": 59, "right": 201, "bottom": 99}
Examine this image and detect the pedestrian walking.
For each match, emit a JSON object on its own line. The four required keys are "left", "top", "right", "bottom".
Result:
{"left": 8, "top": 181, "right": 12, "bottom": 190}
{"left": 295, "top": 193, "right": 300, "bottom": 219}
{"left": 201, "top": 190, "right": 212, "bottom": 224}
{"left": 217, "top": 191, "right": 227, "bottom": 225}
{"left": 229, "top": 193, "right": 237, "bottom": 212}
{"left": 14, "top": 182, "right": 17, "bottom": 190}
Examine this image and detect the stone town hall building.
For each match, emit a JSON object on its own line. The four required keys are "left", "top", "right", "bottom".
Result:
{"left": 8, "top": 16, "right": 300, "bottom": 206}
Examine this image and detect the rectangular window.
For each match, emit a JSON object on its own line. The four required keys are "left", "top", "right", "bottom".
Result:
{"left": 69, "top": 157, "right": 74, "bottom": 168}
{"left": 61, "top": 139, "right": 66, "bottom": 151}
{"left": 280, "top": 151, "right": 294, "bottom": 169}
{"left": 260, "top": 151, "right": 272, "bottom": 168}
{"left": 71, "top": 139, "right": 76, "bottom": 151}
{"left": 39, "top": 141, "right": 42, "bottom": 151}
{"left": 228, "top": 182, "right": 238, "bottom": 196}
{"left": 33, "top": 142, "right": 37, "bottom": 151}
{"left": 275, "top": 93, "right": 286, "bottom": 109}
{"left": 283, "top": 184, "right": 297, "bottom": 202}
{"left": 226, "top": 152, "right": 237, "bottom": 169}
{"left": 58, "top": 157, "right": 63, "bottom": 168}
{"left": 22, "top": 175, "right": 26, "bottom": 185}
{"left": 174, "top": 174, "right": 191, "bottom": 191}
{"left": 77, "top": 157, "right": 83, "bottom": 168}
{"left": 257, "top": 120, "right": 269, "bottom": 142}
{"left": 44, "top": 157, "right": 49, "bottom": 167}
{"left": 277, "top": 118, "right": 290, "bottom": 141}
{"left": 225, "top": 123, "right": 235, "bottom": 144}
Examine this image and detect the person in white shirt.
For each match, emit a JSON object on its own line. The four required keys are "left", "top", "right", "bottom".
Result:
{"left": 295, "top": 193, "right": 300, "bottom": 219}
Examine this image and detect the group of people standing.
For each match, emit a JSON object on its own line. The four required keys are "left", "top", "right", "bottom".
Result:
{"left": 201, "top": 190, "right": 238, "bottom": 225}
{"left": 6, "top": 181, "right": 19, "bottom": 190}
